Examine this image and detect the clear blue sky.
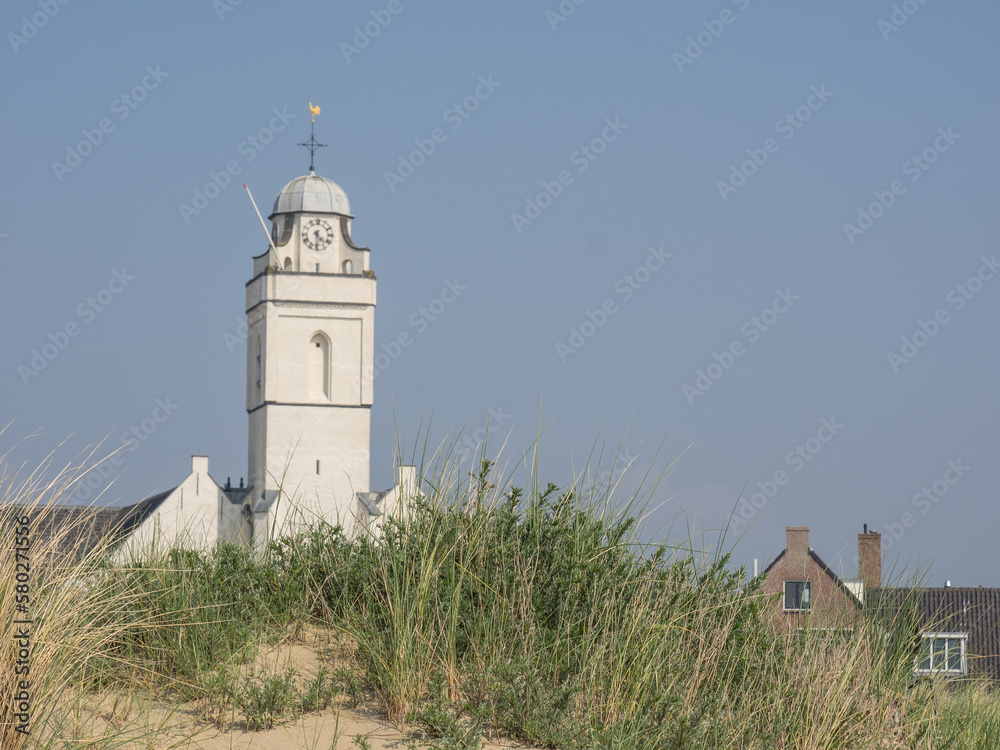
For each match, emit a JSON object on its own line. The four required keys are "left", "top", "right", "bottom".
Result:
{"left": 3, "top": 1, "right": 998, "bottom": 585}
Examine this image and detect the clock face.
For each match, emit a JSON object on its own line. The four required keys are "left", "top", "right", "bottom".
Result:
{"left": 302, "top": 218, "right": 335, "bottom": 251}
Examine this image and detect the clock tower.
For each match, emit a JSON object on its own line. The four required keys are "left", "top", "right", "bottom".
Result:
{"left": 246, "top": 165, "right": 375, "bottom": 543}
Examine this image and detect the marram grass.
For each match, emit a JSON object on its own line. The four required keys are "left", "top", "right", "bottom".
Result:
{"left": 0, "top": 439, "right": 194, "bottom": 748}
{"left": 2, "top": 435, "right": 1000, "bottom": 748}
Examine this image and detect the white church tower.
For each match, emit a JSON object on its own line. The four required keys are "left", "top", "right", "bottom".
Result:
{"left": 89, "top": 112, "right": 413, "bottom": 561}
{"left": 246, "top": 142, "right": 376, "bottom": 544}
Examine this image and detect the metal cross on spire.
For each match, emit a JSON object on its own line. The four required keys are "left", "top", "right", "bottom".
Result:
{"left": 298, "top": 102, "right": 326, "bottom": 173}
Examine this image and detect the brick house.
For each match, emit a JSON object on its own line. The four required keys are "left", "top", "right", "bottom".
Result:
{"left": 760, "top": 526, "right": 881, "bottom": 631}
{"left": 762, "top": 525, "right": 1000, "bottom": 680}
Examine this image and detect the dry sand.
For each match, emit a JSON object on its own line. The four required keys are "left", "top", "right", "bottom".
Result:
{"left": 57, "top": 625, "right": 532, "bottom": 750}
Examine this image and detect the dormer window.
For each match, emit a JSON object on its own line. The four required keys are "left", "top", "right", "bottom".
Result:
{"left": 784, "top": 580, "right": 812, "bottom": 611}
{"left": 916, "top": 633, "right": 967, "bottom": 675}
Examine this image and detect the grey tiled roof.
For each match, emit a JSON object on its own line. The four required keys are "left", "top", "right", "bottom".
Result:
{"left": 358, "top": 489, "right": 391, "bottom": 518}
{"left": 112, "top": 489, "right": 173, "bottom": 542}
{"left": 867, "top": 587, "right": 1000, "bottom": 681}
{"left": 23, "top": 506, "right": 123, "bottom": 565}
{"left": 222, "top": 487, "right": 251, "bottom": 506}
{"left": 3, "top": 489, "right": 174, "bottom": 566}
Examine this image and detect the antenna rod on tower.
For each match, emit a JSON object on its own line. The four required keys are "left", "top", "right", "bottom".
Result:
{"left": 244, "top": 184, "right": 279, "bottom": 265}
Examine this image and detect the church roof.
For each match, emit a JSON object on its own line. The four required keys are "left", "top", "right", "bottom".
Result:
{"left": 113, "top": 488, "right": 174, "bottom": 542}
{"left": 271, "top": 173, "right": 350, "bottom": 218}
{"left": 14, "top": 505, "right": 124, "bottom": 566}
{"left": 222, "top": 486, "right": 251, "bottom": 505}
{"left": 3, "top": 488, "right": 175, "bottom": 566}
{"left": 358, "top": 489, "right": 391, "bottom": 518}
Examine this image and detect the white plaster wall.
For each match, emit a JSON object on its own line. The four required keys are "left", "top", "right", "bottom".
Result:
{"left": 245, "top": 280, "right": 375, "bottom": 409}
{"left": 297, "top": 220, "right": 338, "bottom": 274}
{"left": 246, "top": 273, "right": 376, "bottom": 312}
{"left": 245, "top": 305, "right": 267, "bottom": 411}
{"left": 219, "top": 494, "right": 252, "bottom": 545}
{"left": 113, "top": 457, "right": 221, "bottom": 562}
{"left": 261, "top": 404, "right": 371, "bottom": 536}
{"left": 273, "top": 314, "right": 364, "bottom": 404}
{"left": 246, "top": 298, "right": 374, "bottom": 517}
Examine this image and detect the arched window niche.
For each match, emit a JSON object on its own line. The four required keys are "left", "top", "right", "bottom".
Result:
{"left": 342, "top": 259, "right": 353, "bottom": 275}
{"left": 308, "top": 332, "right": 331, "bottom": 401}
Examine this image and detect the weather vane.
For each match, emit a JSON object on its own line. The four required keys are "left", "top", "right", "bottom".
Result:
{"left": 297, "top": 102, "right": 326, "bottom": 173}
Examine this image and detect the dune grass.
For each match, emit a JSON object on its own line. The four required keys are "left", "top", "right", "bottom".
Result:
{"left": 2, "top": 436, "right": 1000, "bottom": 748}
{"left": 0, "top": 440, "right": 191, "bottom": 748}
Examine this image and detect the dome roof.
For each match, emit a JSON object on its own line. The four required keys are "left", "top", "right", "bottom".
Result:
{"left": 271, "top": 172, "right": 350, "bottom": 217}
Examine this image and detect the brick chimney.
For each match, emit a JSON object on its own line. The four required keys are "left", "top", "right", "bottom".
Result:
{"left": 858, "top": 526, "right": 882, "bottom": 590}
{"left": 786, "top": 526, "right": 809, "bottom": 566}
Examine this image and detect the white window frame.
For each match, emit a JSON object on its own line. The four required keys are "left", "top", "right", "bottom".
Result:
{"left": 914, "top": 632, "right": 968, "bottom": 676}
{"left": 783, "top": 580, "right": 812, "bottom": 612}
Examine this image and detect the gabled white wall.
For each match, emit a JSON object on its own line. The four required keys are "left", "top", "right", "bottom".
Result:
{"left": 113, "top": 456, "right": 223, "bottom": 562}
